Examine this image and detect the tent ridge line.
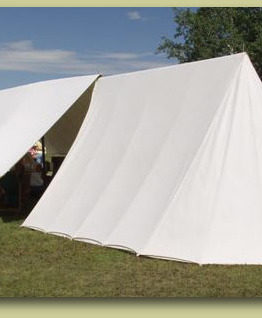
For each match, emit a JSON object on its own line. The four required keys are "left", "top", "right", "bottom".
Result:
{"left": 103, "top": 52, "right": 247, "bottom": 81}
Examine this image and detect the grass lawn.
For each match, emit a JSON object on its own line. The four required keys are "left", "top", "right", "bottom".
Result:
{"left": 1, "top": 213, "right": 262, "bottom": 297}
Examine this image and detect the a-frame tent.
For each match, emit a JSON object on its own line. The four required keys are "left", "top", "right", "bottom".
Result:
{"left": 0, "top": 74, "right": 99, "bottom": 177}
{"left": 2, "top": 52, "right": 262, "bottom": 265}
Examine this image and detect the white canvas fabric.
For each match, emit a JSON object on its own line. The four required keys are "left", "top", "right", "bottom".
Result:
{"left": 23, "top": 53, "right": 262, "bottom": 264}
{"left": 0, "top": 75, "right": 99, "bottom": 177}
{"left": 44, "top": 81, "right": 96, "bottom": 156}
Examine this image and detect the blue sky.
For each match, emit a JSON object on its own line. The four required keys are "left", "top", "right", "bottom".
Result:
{"left": 0, "top": 8, "right": 178, "bottom": 89}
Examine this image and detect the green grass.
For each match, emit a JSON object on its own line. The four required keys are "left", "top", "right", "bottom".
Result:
{"left": 1, "top": 214, "right": 262, "bottom": 297}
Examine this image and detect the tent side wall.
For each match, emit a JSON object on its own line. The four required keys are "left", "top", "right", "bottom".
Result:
{"left": 22, "top": 54, "right": 252, "bottom": 265}
{"left": 142, "top": 54, "right": 262, "bottom": 264}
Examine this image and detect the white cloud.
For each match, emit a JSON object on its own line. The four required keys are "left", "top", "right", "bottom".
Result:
{"left": 127, "top": 11, "right": 142, "bottom": 20}
{"left": 98, "top": 52, "right": 141, "bottom": 60}
{"left": 6, "top": 40, "right": 33, "bottom": 51}
{"left": 0, "top": 40, "right": 76, "bottom": 72}
{"left": 94, "top": 51, "right": 153, "bottom": 60}
{"left": 0, "top": 40, "right": 173, "bottom": 76}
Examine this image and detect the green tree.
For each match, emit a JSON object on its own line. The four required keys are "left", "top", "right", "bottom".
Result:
{"left": 158, "top": 8, "right": 262, "bottom": 78}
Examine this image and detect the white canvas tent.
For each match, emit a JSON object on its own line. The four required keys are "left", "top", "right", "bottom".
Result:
{"left": 2, "top": 52, "right": 262, "bottom": 264}
{"left": 0, "top": 74, "right": 99, "bottom": 177}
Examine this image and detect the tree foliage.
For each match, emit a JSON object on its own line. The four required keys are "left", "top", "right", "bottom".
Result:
{"left": 158, "top": 8, "right": 262, "bottom": 77}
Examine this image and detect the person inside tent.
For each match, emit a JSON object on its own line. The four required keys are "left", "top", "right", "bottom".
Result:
{"left": 29, "top": 141, "right": 43, "bottom": 166}
{"left": 34, "top": 141, "right": 43, "bottom": 166}
{"left": 30, "top": 163, "right": 44, "bottom": 198}
{"left": 21, "top": 152, "right": 37, "bottom": 203}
